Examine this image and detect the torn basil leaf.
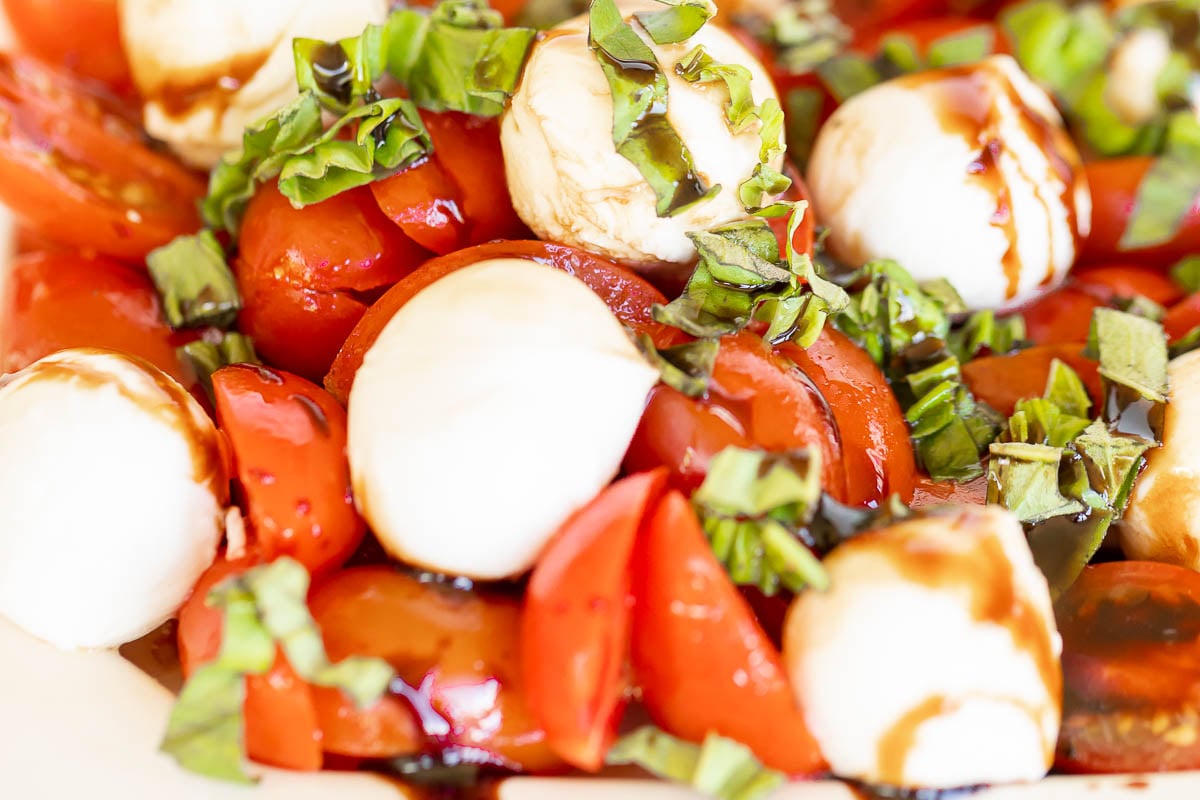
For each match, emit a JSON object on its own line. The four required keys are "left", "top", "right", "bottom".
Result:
{"left": 1120, "top": 112, "right": 1200, "bottom": 250}
{"left": 1171, "top": 255, "right": 1200, "bottom": 294}
{"left": 179, "top": 333, "right": 259, "bottom": 401}
{"left": 765, "top": 1, "right": 852, "bottom": 74}
{"left": 147, "top": 231, "right": 241, "bottom": 330}
{"left": 608, "top": 727, "right": 784, "bottom": 800}
{"left": 988, "top": 443, "right": 1086, "bottom": 523}
{"left": 816, "top": 53, "right": 879, "bottom": 102}
{"left": 1087, "top": 306, "right": 1170, "bottom": 416}
{"left": 294, "top": 26, "right": 385, "bottom": 112}
{"left": 637, "top": 334, "right": 719, "bottom": 398}
{"left": 948, "top": 309, "right": 1027, "bottom": 363}
{"left": 636, "top": 0, "right": 714, "bottom": 45}
{"left": 1072, "top": 419, "right": 1154, "bottom": 515}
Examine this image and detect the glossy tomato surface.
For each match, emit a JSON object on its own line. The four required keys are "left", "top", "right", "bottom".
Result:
{"left": 2, "top": 0, "right": 131, "bottom": 90}
{"left": 962, "top": 344, "right": 1103, "bottom": 417}
{"left": 1083, "top": 157, "right": 1200, "bottom": 269}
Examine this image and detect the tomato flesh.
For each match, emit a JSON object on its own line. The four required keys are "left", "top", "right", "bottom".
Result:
{"left": 2, "top": 0, "right": 131, "bottom": 91}
{"left": 962, "top": 344, "right": 1102, "bottom": 417}
{"left": 1083, "top": 157, "right": 1200, "bottom": 268}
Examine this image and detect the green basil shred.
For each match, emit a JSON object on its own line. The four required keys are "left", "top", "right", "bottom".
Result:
{"left": 608, "top": 726, "right": 785, "bottom": 800}
{"left": 146, "top": 231, "right": 241, "bottom": 330}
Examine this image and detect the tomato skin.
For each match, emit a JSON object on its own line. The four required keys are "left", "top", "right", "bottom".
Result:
{"left": 1056, "top": 562, "right": 1200, "bottom": 773}
{"left": 778, "top": 327, "right": 916, "bottom": 505}
{"left": 370, "top": 157, "right": 468, "bottom": 256}
{"left": 308, "top": 567, "right": 562, "bottom": 771}
{"left": 1018, "top": 287, "right": 1101, "bottom": 346}
{"left": 324, "top": 239, "right": 679, "bottom": 403}
{"left": 0, "top": 55, "right": 204, "bottom": 262}
{"left": 1072, "top": 263, "right": 1183, "bottom": 307}
{"left": 1083, "top": 157, "right": 1200, "bottom": 268}
{"left": 211, "top": 365, "right": 364, "bottom": 579}
{"left": 632, "top": 491, "right": 826, "bottom": 775}
{"left": 2, "top": 0, "right": 131, "bottom": 90}
{"left": 624, "top": 330, "right": 847, "bottom": 500}
{"left": 1165, "top": 293, "right": 1200, "bottom": 342}
{"left": 177, "top": 557, "right": 323, "bottom": 772}
{"left": 523, "top": 469, "right": 668, "bottom": 771}
{"left": 911, "top": 474, "right": 988, "bottom": 507}
{"left": 962, "top": 344, "right": 1102, "bottom": 416}
{"left": 0, "top": 250, "right": 196, "bottom": 388}
{"left": 236, "top": 183, "right": 431, "bottom": 383}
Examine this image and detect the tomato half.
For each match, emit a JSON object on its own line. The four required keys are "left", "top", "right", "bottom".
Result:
{"left": 523, "top": 469, "right": 668, "bottom": 771}
{"left": 2, "top": 0, "right": 131, "bottom": 90}
{"left": 324, "top": 239, "right": 679, "bottom": 403}
{"left": 632, "top": 491, "right": 826, "bottom": 775}
{"left": 0, "top": 54, "right": 204, "bottom": 262}
{"left": 236, "top": 182, "right": 431, "bottom": 383}
{"left": 177, "top": 556, "right": 323, "bottom": 772}
{"left": 624, "top": 330, "right": 847, "bottom": 500}
{"left": 778, "top": 327, "right": 916, "bottom": 505}
{"left": 1056, "top": 561, "right": 1200, "bottom": 773}
{"left": 1165, "top": 293, "right": 1200, "bottom": 342}
{"left": 0, "top": 250, "right": 196, "bottom": 389}
{"left": 962, "top": 344, "right": 1102, "bottom": 416}
{"left": 211, "top": 365, "right": 365, "bottom": 579}
{"left": 309, "top": 567, "right": 562, "bottom": 771}
{"left": 1083, "top": 157, "right": 1200, "bottom": 268}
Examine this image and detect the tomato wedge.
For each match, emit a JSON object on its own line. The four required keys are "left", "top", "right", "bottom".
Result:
{"left": 370, "top": 156, "right": 467, "bottom": 255}
{"left": 2, "top": 0, "right": 131, "bottom": 91}
{"left": 1083, "top": 157, "right": 1200, "bottom": 268}
{"left": 523, "top": 469, "right": 668, "bottom": 771}
{"left": 211, "top": 365, "right": 365, "bottom": 579}
{"left": 962, "top": 344, "right": 1102, "bottom": 416}
{"left": 0, "top": 54, "right": 205, "bottom": 262}
{"left": 632, "top": 490, "right": 827, "bottom": 776}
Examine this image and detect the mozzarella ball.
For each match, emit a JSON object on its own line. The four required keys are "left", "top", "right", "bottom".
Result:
{"left": 1121, "top": 350, "right": 1200, "bottom": 568}
{"left": 807, "top": 55, "right": 1090, "bottom": 310}
{"left": 1106, "top": 27, "right": 1171, "bottom": 126}
{"left": 347, "top": 258, "right": 658, "bottom": 579}
{"left": 501, "top": 1, "right": 783, "bottom": 266}
{"left": 784, "top": 505, "right": 1061, "bottom": 788}
{"left": 0, "top": 349, "right": 227, "bottom": 650}
{"left": 119, "top": 0, "right": 389, "bottom": 168}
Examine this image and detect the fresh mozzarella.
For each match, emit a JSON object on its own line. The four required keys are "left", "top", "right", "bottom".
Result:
{"left": 783, "top": 505, "right": 1061, "bottom": 788}
{"left": 1121, "top": 350, "right": 1200, "bottom": 568}
{"left": 1106, "top": 27, "right": 1171, "bottom": 126}
{"left": 118, "top": 0, "right": 388, "bottom": 168}
{"left": 501, "top": 1, "right": 783, "bottom": 266}
{"left": 347, "top": 258, "right": 658, "bottom": 580}
{"left": 807, "top": 55, "right": 1090, "bottom": 310}
{"left": 0, "top": 349, "right": 226, "bottom": 650}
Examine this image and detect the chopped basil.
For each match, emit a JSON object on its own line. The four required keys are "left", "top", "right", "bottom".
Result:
{"left": 764, "top": 0, "right": 852, "bottom": 75}
{"left": 948, "top": 310, "right": 1027, "bottom": 363}
{"left": 515, "top": 0, "right": 589, "bottom": 29}
{"left": 988, "top": 443, "right": 1086, "bottom": 523}
{"left": 1121, "top": 113, "right": 1200, "bottom": 250}
{"left": 903, "top": 359, "right": 1002, "bottom": 483}
{"left": 1072, "top": 419, "right": 1154, "bottom": 515}
{"left": 833, "top": 260, "right": 952, "bottom": 367}
{"left": 1045, "top": 357, "right": 1093, "bottom": 418}
{"left": 1113, "top": 294, "right": 1167, "bottom": 322}
{"left": 926, "top": 26, "right": 994, "bottom": 67}
{"left": 146, "top": 231, "right": 241, "bottom": 330}
{"left": 1171, "top": 255, "right": 1200, "bottom": 294}
{"left": 637, "top": 334, "right": 719, "bottom": 398}
{"left": 1171, "top": 326, "right": 1200, "bottom": 359}
{"left": 294, "top": 26, "right": 384, "bottom": 112}
{"left": 179, "top": 333, "right": 259, "bottom": 401}
{"left": 1086, "top": 307, "right": 1169, "bottom": 405}
{"left": 635, "top": 0, "right": 714, "bottom": 45}
{"left": 676, "top": 46, "right": 758, "bottom": 130}
{"left": 816, "top": 53, "right": 880, "bottom": 102}
{"left": 607, "top": 727, "right": 784, "bottom": 800}
{"left": 1002, "top": 0, "right": 1114, "bottom": 110}
{"left": 783, "top": 87, "right": 823, "bottom": 173}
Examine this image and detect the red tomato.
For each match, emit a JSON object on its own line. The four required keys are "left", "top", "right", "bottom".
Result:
{"left": 1018, "top": 286, "right": 1101, "bottom": 346}
{"left": 523, "top": 469, "right": 668, "bottom": 771}
{"left": 309, "top": 567, "right": 562, "bottom": 771}
{"left": 0, "top": 250, "right": 196, "bottom": 389}
{"left": 911, "top": 474, "right": 988, "bottom": 507}
{"left": 1083, "top": 157, "right": 1200, "bottom": 268}
{"left": 236, "top": 182, "right": 431, "bottom": 383}
{"left": 632, "top": 491, "right": 826, "bottom": 775}
{"left": 962, "top": 344, "right": 1102, "bottom": 416}
{"left": 766, "top": 162, "right": 817, "bottom": 260}
{"left": 0, "top": 55, "right": 204, "bottom": 262}
{"left": 370, "top": 157, "right": 467, "bottom": 256}
{"left": 1072, "top": 263, "right": 1184, "bottom": 307}
{"left": 1056, "top": 562, "right": 1200, "bottom": 773}
{"left": 624, "top": 330, "right": 847, "bottom": 500}
{"left": 778, "top": 327, "right": 917, "bottom": 505}
{"left": 324, "top": 239, "right": 679, "bottom": 403}
{"left": 211, "top": 365, "right": 365, "bottom": 579}
{"left": 1165, "top": 293, "right": 1200, "bottom": 342}
{"left": 177, "top": 557, "right": 322, "bottom": 772}
{"left": 2, "top": 0, "right": 131, "bottom": 90}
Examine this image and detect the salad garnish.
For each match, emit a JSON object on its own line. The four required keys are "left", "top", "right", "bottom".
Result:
{"left": 146, "top": 230, "right": 241, "bottom": 331}
{"left": 607, "top": 726, "right": 785, "bottom": 800}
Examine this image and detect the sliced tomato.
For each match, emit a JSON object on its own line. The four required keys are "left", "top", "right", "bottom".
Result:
{"left": 177, "top": 556, "right": 322, "bottom": 772}
{"left": 2, "top": 0, "right": 131, "bottom": 91}
{"left": 370, "top": 157, "right": 467, "bottom": 255}
{"left": 624, "top": 330, "right": 847, "bottom": 500}
{"left": 309, "top": 567, "right": 562, "bottom": 771}
{"left": 1017, "top": 286, "right": 1102, "bottom": 346}
{"left": 632, "top": 490, "right": 826, "bottom": 775}
{"left": 0, "top": 250, "right": 196, "bottom": 389}
{"left": 1083, "top": 157, "right": 1200, "bottom": 268}
{"left": 0, "top": 54, "right": 204, "bottom": 262}
{"left": 962, "top": 344, "right": 1102, "bottom": 416}
{"left": 324, "top": 239, "right": 679, "bottom": 403}
{"left": 236, "top": 182, "right": 431, "bottom": 382}
{"left": 523, "top": 469, "right": 668, "bottom": 771}
{"left": 778, "top": 327, "right": 916, "bottom": 505}
{"left": 211, "top": 365, "right": 365, "bottom": 579}
{"left": 1165, "top": 293, "right": 1200, "bottom": 342}
{"left": 1072, "top": 263, "right": 1184, "bottom": 307}
{"left": 1056, "top": 562, "right": 1200, "bottom": 773}
{"left": 910, "top": 474, "right": 988, "bottom": 507}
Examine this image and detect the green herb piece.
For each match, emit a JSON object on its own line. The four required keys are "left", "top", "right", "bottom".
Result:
{"left": 1113, "top": 294, "right": 1167, "bottom": 322}
{"left": 1072, "top": 419, "right": 1154, "bottom": 515}
{"left": 515, "top": 0, "right": 589, "bottom": 29}
{"left": 1086, "top": 307, "right": 1169, "bottom": 404}
{"left": 905, "top": 373, "right": 1002, "bottom": 482}
{"left": 1171, "top": 326, "right": 1200, "bottom": 359}
{"left": 676, "top": 45, "right": 757, "bottom": 131}
{"left": 161, "top": 558, "right": 395, "bottom": 783}
{"left": 834, "top": 259, "right": 952, "bottom": 368}
{"left": 1025, "top": 507, "right": 1113, "bottom": 601}
{"left": 146, "top": 231, "right": 241, "bottom": 330}
{"left": 1002, "top": 0, "right": 1114, "bottom": 107}
{"left": 926, "top": 25, "right": 994, "bottom": 66}
{"left": 637, "top": 334, "right": 719, "bottom": 398}
{"left": 294, "top": 26, "right": 385, "bottom": 112}
{"left": 179, "top": 333, "right": 259, "bottom": 400}
{"left": 948, "top": 310, "right": 1027, "bottom": 362}
{"left": 783, "top": 87, "right": 823, "bottom": 173}
{"left": 767, "top": 0, "right": 852, "bottom": 74}
{"left": 1172, "top": 255, "right": 1200, "bottom": 294}
{"left": 816, "top": 53, "right": 880, "bottom": 102}
{"left": 1121, "top": 112, "right": 1200, "bottom": 249}
{"left": 608, "top": 727, "right": 785, "bottom": 800}
{"left": 988, "top": 443, "right": 1086, "bottom": 522}
{"left": 635, "top": 0, "right": 713, "bottom": 44}
{"left": 1044, "top": 358, "right": 1093, "bottom": 418}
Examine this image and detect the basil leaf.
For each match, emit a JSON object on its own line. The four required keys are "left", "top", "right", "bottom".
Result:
{"left": 516, "top": 0, "right": 589, "bottom": 29}
{"left": 988, "top": 443, "right": 1086, "bottom": 523}
{"left": 1171, "top": 255, "right": 1200, "bottom": 294}
{"left": 948, "top": 309, "right": 1027, "bottom": 362}
{"left": 1071, "top": 419, "right": 1154, "bottom": 515}
{"left": 1002, "top": 0, "right": 1114, "bottom": 105}
{"left": 767, "top": 2, "right": 852, "bottom": 74}
{"left": 293, "top": 26, "right": 385, "bottom": 112}
{"left": 676, "top": 45, "right": 757, "bottom": 132}
{"left": 635, "top": 0, "right": 713, "bottom": 45}
{"left": 1086, "top": 307, "right": 1169, "bottom": 405}
{"left": 926, "top": 26, "right": 994, "bottom": 67}
{"left": 1025, "top": 508, "right": 1113, "bottom": 601}
{"left": 146, "top": 231, "right": 241, "bottom": 330}
{"left": 834, "top": 259, "right": 952, "bottom": 368}
{"left": 783, "top": 87, "right": 823, "bottom": 173}
{"left": 179, "top": 333, "right": 259, "bottom": 401}
{"left": 1171, "top": 325, "right": 1200, "bottom": 359}
{"left": 1044, "top": 358, "right": 1092, "bottom": 418}
{"left": 816, "top": 53, "right": 880, "bottom": 102}
{"left": 608, "top": 727, "right": 784, "bottom": 800}
{"left": 637, "top": 334, "right": 719, "bottom": 398}
{"left": 1121, "top": 112, "right": 1200, "bottom": 249}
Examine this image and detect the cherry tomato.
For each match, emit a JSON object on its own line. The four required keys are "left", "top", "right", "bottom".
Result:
{"left": 1165, "top": 293, "right": 1200, "bottom": 342}
{"left": 834, "top": 0, "right": 960, "bottom": 38}
{"left": 324, "top": 239, "right": 680, "bottom": 403}
{"left": 1017, "top": 264, "right": 1180, "bottom": 345}
{"left": 308, "top": 567, "right": 562, "bottom": 771}
{"left": 0, "top": 250, "right": 196, "bottom": 388}
{"left": 236, "top": 182, "right": 431, "bottom": 383}
{"left": 2, "top": 0, "right": 131, "bottom": 90}
{"left": 778, "top": 327, "right": 916, "bottom": 505}
{"left": 766, "top": 162, "right": 817, "bottom": 260}
{"left": 370, "top": 157, "right": 467, "bottom": 256}
{"left": 1083, "top": 157, "right": 1200, "bottom": 268}
{"left": 632, "top": 490, "right": 827, "bottom": 775}
{"left": 1056, "top": 562, "right": 1200, "bottom": 773}
{"left": 1072, "top": 263, "right": 1184, "bottom": 307}
{"left": 177, "top": 557, "right": 323, "bottom": 772}
{"left": 211, "top": 365, "right": 365, "bottom": 579}
{"left": 962, "top": 344, "right": 1102, "bottom": 416}
{"left": 624, "top": 331, "right": 847, "bottom": 501}
{"left": 523, "top": 469, "right": 668, "bottom": 771}
{"left": 910, "top": 474, "right": 988, "bottom": 507}
{"left": 0, "top": 55, "right": 204, "bottom": 262}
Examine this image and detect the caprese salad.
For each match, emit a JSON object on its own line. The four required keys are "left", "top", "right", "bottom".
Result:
{"left": 0, "top": 0, "right": 1199, "bottom": 797}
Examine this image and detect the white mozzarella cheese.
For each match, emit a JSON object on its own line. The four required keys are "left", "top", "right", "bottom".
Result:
{"left": 118, "top": 0, "right": 388, "bottom": 168}
{"left": 347, "top": 258, "right": 658, "bottom": 580}
{"left": 0, "top": 349, "right": 226, "bottom": 650}
{"left": 1106, "top": 27, "right": 1172, "bottom": 126}
{"left": 807, "top": 55, "right": 1090, "bottom": 310}
{"left": 501, "top": 1, "right": 783, "bottom": 267}
{"left": 783, "top": 505, "right": 1061, "bottom": 788}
